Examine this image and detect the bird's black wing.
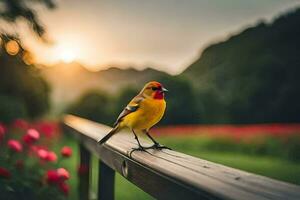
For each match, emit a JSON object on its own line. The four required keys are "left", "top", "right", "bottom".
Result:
{"left": 113, "top": 95, "right": 144, "bottom": 127}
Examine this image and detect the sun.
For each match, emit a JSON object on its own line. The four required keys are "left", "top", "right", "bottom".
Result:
{"left": 60, "top": 50, "right": 76, "bottom": 63}
{"left": 54, "top": 43, "right": 78, "bottom": 63}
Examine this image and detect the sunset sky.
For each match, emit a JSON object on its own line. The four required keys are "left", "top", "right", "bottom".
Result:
{"left": 20, "top": 0, "right": 300, "bottom": 74}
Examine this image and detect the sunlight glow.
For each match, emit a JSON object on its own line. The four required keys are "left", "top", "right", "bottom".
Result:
{"left": 55, "top": 43, "right": 79, "bottom": 63}
{"left": 60, "top": 50, "right": 76, "bottom": 63}
{"left": 5, "top": 40, "right": 20, "bottom": 55}
{"left": 22, "top": 51, "right": 35, "bottom": 65}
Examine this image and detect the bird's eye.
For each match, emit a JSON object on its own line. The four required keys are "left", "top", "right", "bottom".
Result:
{"left": 151, "top": 87, "right": 158, "bottom": 91}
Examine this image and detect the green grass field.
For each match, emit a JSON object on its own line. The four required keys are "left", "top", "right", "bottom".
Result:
{"left": 60, "top": 135, "right": 300, "bottom": 200}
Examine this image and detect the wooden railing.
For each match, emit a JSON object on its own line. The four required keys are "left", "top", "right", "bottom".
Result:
{"left": 63, "top": 115, "right": 300, "bottom": 200}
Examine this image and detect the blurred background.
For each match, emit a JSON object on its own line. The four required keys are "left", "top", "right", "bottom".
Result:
{"left": 1, "top": 0, "right": 300, "bottom": 199}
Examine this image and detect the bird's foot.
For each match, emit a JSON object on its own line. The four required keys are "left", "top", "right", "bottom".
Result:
{"left": 129, "top": 146, "right": 147, "bottom": 157}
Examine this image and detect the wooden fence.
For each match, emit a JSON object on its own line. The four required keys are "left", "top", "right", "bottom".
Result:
{"left": 63, "top": 115, "right": 300, "bottom": 200}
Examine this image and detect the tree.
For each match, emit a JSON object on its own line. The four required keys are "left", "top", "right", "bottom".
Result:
{"left": 66, "top": 90, "right": 114, "bottom": 125}
{"left": 0, "top": 0, "right": 55, "bottom": 122}
{"left": 0, "top": 0, "right": 56, "bottom": 39}
{"left": 182, "top": 8, "right": 300, "bottom": 123}
{"left": 113, "top": 86, "right": 139, "bottom": 118}
{"left": 157, "top": 75, "right": 200, "bottom": 125}
{"left": 113, "top": 79, "right": 201, "bottom": 125}
{"left": 0, "top": 35, "right": 51, "bottom": 122}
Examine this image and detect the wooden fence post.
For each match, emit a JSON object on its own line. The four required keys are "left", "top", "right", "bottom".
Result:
{"left": 98, "top": 160, "right": 115, "bottom": 200}
{"left": 79, "top": 143, "right": 91, "bottom": 200}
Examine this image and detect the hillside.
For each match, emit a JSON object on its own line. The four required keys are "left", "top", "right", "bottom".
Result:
{"left": 182, "top": 8, "right": 300, "bottom": 123}
{"left": 40, "top": 62, "right": 168, "bottom": 113}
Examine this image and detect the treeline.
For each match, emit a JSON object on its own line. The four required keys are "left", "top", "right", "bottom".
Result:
{"left": 66, "top": 75, "right": 199, "bottom": 126}
{"left": 2, "top": 7, "right": 300, "bottom": 125}
{"left": 70, "top": 8, "right": 300, "bottom": 125}
{"left": 182, "top": 7, "right": 300, "bottom": 124}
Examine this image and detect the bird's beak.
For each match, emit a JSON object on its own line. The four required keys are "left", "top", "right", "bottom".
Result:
{"left": 162, "top": 87, "right": 168, "bottom": 93}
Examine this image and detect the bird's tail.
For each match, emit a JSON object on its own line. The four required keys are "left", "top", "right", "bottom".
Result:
{"left": 98, "top": 125, "right": 119, "bottom": 144}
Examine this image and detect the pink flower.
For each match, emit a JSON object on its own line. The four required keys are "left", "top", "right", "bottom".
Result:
{"left": 7, "top": 139, "right": 23, "bottom": 152}
{"left": 61, "top": 146, "right": 72, "bottom": 157}
{"left": 27, "top": 129, "right": 40, "bottom": 140}
{"left": 57, "top": 168, "right": 70, "bottom": 180}
{"left": 37, "top": 149, "right": 48, "bottom": 160}
{"left": 45, "top": 151, "right": 57, "bottom": 162}
{"left": 29, "top": 145, "right": 47, "bottom": 157}
{"left": 36, "top": 149, "right": 57, "bottom": 162}
{"left": 0, "top": 167, "right": 11, "bottom": 179}
{"left": 58, "top": 182, "right": 69, "bottom": 196}
{"left": 23, "top": 129, "right": 40, "bottom": 145}
{"left": 46, "top": 170, "right": 60, "bottom": 184}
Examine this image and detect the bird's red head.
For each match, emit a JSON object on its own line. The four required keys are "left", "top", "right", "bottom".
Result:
{"left": 142, "top": 81, "right": 168, "bottom": 100}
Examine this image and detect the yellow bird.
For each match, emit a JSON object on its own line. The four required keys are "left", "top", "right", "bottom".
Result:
{"left": 98, "top": 81, "right": 169, "bottom": 150}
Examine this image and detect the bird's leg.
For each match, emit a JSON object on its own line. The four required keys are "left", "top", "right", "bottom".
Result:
{"left": 144, "top": 130, "right": 171, "bottom": 150}
{"left": 145, "top": 130, "right": 159, "bottom": 146}
{"left": 131, "top": 129, "right": 145, "bottom": 151}
{"left": 129, "top": 129, "right": 148, "bottom": 157}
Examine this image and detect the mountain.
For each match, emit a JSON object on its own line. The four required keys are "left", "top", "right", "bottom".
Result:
{"left": 181, "top": 8, "right": 300, "bottom": 123}
{"left": 40, "top": 62, "right": 168, "bottom": 113}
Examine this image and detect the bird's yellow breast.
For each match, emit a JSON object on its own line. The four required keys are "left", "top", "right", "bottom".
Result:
{"left": 122, "top": 98, "right": 166, "bottom": 130}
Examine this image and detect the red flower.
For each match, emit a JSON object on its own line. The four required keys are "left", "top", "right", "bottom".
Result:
{"left": 46, "top": 168, "right": 70, "bottom": 184}
{"left": 7, "top": 139, "right": 23, "bottom": 152}
{"left": 23, "top": 129, "right": 40, "bottom": 145}
{"left": 0, "top": 123, "right": 6, "bottom": 141}
{"left": 35, "top": 122, "right": 58, "bottom": 138}
{"left": 58, "top": 182, "right": 69, "bottom": 196}
{"left": 46, "top": 170, "right": 60, "bottom": 184}
{"left": 0, "top": 123, "right": 6, "bottom": 134}
{"left": 45, "top": 151, "right": 57, "bottom": 162}
{"left": 77, "top": 164, "right": 89, "bottom": 176}
{"left": 57, "top": 168, "right": 70, "bottom": 180}
{"left": 13, "top": 119, "right": 29, "bottom": 130}
{"left": 61, "top": 146, "right": 72, "bottom": 157}
{"left": 23, "top": 135, "right": 32, "bottom": 144}
{"left": 0, "top": 167, "right": 11, "bottom": 179}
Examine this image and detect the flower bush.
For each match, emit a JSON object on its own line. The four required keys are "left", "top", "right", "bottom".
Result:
{"left": 0, "top": 119, "right": 72, "bottom": 200}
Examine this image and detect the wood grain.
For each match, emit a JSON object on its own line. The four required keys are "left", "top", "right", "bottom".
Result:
{"left": 64, "top": 115, "right": 300, "bottom": 200}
